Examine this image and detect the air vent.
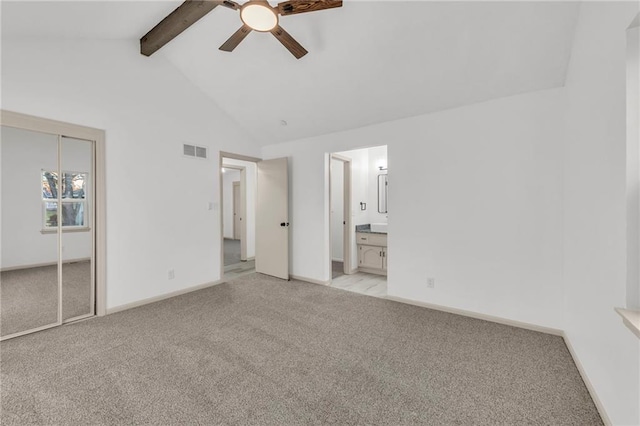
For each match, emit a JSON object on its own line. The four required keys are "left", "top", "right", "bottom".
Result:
{"left": 183, "top": 144, "right": 196, "bottom": 156}
{"left": 183, "top": 144, "right": 208, "bottom": 159}
{"left": 195, "top": 146, "right": 207, "bottom": 159}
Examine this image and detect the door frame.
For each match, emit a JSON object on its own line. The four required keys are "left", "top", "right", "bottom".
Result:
{"left": 219, "top": 152, "right": 261, "bottom": 277}
{"left": 329, "top": 153, "right": 353, "bottom": 279}
{"left": 0, "top": 110, "right": 107, "bottom": 340}
{"left": 232, "top": 181, "right": 241, "bottom": 240}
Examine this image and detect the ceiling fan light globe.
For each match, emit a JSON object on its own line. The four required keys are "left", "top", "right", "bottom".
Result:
{"left": 241, "top": 4, "right": 278, "bottom": 32}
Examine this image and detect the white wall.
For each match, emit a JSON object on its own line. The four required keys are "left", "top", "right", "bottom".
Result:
{"left": 222, "top": 158, "right": 256, "bottom": 259}
{"left": 330, "top": 158, "right": 344, "bottom": 261}
{"left": 562, "top": 2, "right": 640, "bottom": 425}
{"left": 222, "top": 169, "right": 240, "bottom": 239}
{"left": 1, "top": 127, "right": 92, "bottom": 268}
{"left": 339, "top": 148, "right": 369, "bottom": 228}
{"left": 367, "top": 145, "right": 388, "bottom": 224}
{"left": 263, "top": 88, "right": 564, "bottom": 332}
{"left": 336, "top": 145, "right": 390, "bottom": 228}
{"left": 1, "top": 38, "right": 259, "bottom": 309}
{"left": 627, "top": 24, "right": 640, "bottom": 310}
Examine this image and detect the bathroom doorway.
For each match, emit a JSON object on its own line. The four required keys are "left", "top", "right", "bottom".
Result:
{"left": 330, "top": 154, "right": 352, "bottom": 279}
{"left": 328, "top": 146, "right": 388, "bottom": 297}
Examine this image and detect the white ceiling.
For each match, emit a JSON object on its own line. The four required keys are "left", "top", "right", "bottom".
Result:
{"left": 2, "top": 1, "right": 580, "bottom": 146}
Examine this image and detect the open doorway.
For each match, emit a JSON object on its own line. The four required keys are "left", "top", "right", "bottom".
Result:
{"left": 220, "top": 153, "right": 259, "bottom": 281}
{"left": 330, "top": 154, "right": 351, "bottom": 279}
{"left": 222, "top": 167, "right": 242, "bottom": 266}
{"left": 219, "top": 152, "right": 291, "bottom": 282}
{"left": 328, "top": 146, "right": 388, "bottom": 298}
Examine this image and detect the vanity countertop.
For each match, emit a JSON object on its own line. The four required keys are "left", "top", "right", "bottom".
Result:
{"left": 356, "top": 224, "right": 387, "bottom": 235}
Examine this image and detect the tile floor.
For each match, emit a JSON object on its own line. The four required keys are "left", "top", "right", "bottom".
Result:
{"left": 330, "top": 271, "right": 387, "bottom": 298}
{"left": 223, "top": 259, "right": 256, "bottom": 281}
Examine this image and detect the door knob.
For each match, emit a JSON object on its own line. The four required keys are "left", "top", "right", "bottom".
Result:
{"left": 280, "top": 222, "right": 290, "bottom": 227}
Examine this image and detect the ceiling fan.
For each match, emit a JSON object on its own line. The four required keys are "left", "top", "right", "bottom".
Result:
{"left": 140, "top": 0, "right": 343, "bottom": 59}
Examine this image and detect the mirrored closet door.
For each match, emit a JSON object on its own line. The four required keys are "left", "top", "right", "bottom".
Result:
{"left": 1, "top": 126, "right": 95, "bottom": 339}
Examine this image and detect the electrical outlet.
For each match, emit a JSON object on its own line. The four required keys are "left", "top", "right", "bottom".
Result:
{"left": 168, "top": 269, "right": 175, "bottom": 280}
{"left": 427, "top": 277, "right": 435, "bottom": 288}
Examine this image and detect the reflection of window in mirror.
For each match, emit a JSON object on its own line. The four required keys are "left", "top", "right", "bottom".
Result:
{"left": 41, "top": 170, "right": 88, "bottom": 229}
{"left": 378, "top": 174, "right": 388, "bottom": 214}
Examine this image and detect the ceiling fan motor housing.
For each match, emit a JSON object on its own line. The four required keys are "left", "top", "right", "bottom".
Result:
{"left": 240, "top": 1, "right": 279, "bottom": 32}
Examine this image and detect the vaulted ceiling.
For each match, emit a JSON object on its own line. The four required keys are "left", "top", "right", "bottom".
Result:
{"left": 2, "top": 1, "right": 580, "bottom": 146}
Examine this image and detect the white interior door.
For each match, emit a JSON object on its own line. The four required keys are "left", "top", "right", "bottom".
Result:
{"left": 256, "top": 157, "right": 289, "bottom": 280}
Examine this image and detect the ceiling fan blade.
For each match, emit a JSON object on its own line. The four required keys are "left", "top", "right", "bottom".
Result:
{"left": 270, "top": 25, "right": 308, "bottom": 59}
{"left": 141, "top": 0, "right": 239, "bottom": 57}
{"left": 277, "top": 0, "right": 342, "bottom": 16}
{"left": 219, "top": 25, "right": 253, "bottom": 52}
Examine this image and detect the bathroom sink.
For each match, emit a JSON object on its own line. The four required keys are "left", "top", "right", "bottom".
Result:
{"left": 370, "top": 223, "right": 388, "bottom": 233}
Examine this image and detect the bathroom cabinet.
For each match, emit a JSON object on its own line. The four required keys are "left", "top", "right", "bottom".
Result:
{"left": 356, "top": 232, "right": 387, "bottom": 275}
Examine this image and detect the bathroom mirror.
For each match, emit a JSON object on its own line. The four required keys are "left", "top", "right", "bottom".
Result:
{"left": 378, "top": 174, "right": 388, "bottom": 214}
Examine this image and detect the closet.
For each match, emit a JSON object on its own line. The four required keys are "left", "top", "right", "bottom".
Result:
{"left": 1, "top": 123, "right": 97, "bottom": 340}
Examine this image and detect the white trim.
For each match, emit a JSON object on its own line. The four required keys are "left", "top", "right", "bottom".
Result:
{"left": 615, "top": 307, "right": 640, "bottom": 338}
{"left": 63, "top": 312, "right": 94, "bottom": 325}
{"left": 232, "top": 181, "right": 241, "bottom": 241}
{"left": 384, "top": 295, "right": 563, "bottom": 336}
{"left": 239, "top": 168, "right": 247, "bottom": 261}
{"left": 41, "top": 227, "right": 91, "bottom": 234}
{"left": 1, "top": 257, "right": 91, "bottom": 272}
{"left": 106, "top": 279, "right": 225, "bottom": 315}
{"left": 291, "top": 274, "right": 331, "bottom": 286}
{"left": 562, "top": 332, "right": 612, "bottom": 426}
{"left": 95, "top": 128, "right": 106, "bottom": 316}
{"left": 1, "top": 110, "right": 104, "bottom": 140}
{"left": 0, "top": 323, "right": 60, "bottom": 341}
{"left": 57, "top": 134, "right": 63, "bottom": 325}
{"left": 358, "top": 266, "right": 387, "bottom": 276}
{"left": 220, "top": 151, "right": 261, "bottom": 163}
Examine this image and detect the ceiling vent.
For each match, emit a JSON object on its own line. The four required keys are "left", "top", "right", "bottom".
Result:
{"left": 183, "top": 144, "right": 208, "bottom": 159}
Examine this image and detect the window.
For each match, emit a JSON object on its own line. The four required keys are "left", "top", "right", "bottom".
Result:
{"left": 42, "top": 170, "right": 89, "bottom": 229}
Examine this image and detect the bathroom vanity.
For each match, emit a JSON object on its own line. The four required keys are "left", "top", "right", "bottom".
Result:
{"left": 356, "top": 225, "right": 387, "bottom": 275}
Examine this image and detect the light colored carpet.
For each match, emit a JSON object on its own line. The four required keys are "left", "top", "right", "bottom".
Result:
{"left": 224, "top": 238, "right": 241, "bottom": 266}
{"left": 1, "top": 261, "right": 92, "bottom": 336}
{"left": 0, "top": 273, "right": 602, "bottom": 425}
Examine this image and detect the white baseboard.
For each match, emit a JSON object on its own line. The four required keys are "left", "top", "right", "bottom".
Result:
{"left": 106, "top": 279, "right": 224, "bottom": 315}
{"left": 1, "top": 257, "right": 91, "bottom": 272}
{"left": 291, "top": 274, "right": 330, "bottom": 286}
{"left": 384, "top": 295, "right": 563, "bottom": 336}
{"left": 562, "top": 332, "right": 611, "bottom": 426}
{"left": 331, "top": 258, "right": 344, "bottom": 262}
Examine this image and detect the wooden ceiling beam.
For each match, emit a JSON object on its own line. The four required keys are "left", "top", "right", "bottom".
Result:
{"left": 140, "top": 0, "right": 219, "bottom": 57}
